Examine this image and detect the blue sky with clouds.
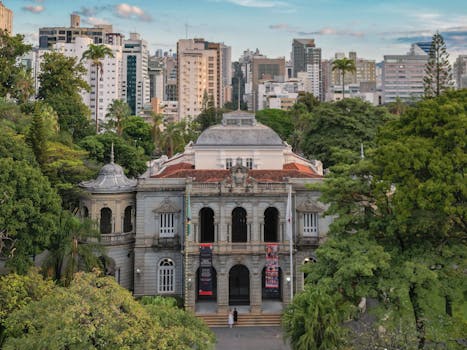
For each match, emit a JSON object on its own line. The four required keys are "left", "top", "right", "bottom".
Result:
{"left": 9, "top": 0, "right": 467, "bottom": 61}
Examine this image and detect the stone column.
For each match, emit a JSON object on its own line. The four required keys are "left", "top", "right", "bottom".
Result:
{"left": 217, "top": 267, "right": 229, "bottom": 314}
{"left": 250, "top": 265, "right": 262, "bottom": 314}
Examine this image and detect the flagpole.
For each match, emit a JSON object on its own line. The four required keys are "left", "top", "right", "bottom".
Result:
{"left": 287, "top": 184, "right": 294, "bottom": 301}
{"left": 184, "top": 182, "right": 192, "bottom": 309}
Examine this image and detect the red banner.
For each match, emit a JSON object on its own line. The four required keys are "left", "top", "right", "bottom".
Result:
{"left": 265, "top": 244, "right": 279, "bottom": 289}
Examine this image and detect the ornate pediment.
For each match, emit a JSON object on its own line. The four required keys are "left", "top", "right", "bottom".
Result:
{"left": 296, "top": 198, "right": 325, "bottom": 213}
{"left": 152, "top": 198, "right": 181, "bottom": 213}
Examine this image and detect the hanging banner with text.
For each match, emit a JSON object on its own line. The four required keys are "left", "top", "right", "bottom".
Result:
{"left": 265, "top": 244, "right": 279, "bottom": 289}
{"left": 199, "top": 244, "right": 213, "bottom": 296}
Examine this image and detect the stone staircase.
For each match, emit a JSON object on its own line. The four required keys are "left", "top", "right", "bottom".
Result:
{"left": 197, "top": 313, "right": 282, "bottom": 327}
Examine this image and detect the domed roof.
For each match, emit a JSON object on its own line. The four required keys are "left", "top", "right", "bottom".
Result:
{"left": 195, "top": 111, "right": 284, "bottom": 147}
{"left": 79, "top": 145, "right": 137, "bottom": 193}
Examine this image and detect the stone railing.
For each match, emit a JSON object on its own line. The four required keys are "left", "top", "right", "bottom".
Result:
{"left": 153, "top": 235, "right": 181, "bottom": 249}
{"left": 185, "top": 241, "right": 293, "bottom": 255}
{"left": 100, "top": 232, "right": 135, "bottom": 245}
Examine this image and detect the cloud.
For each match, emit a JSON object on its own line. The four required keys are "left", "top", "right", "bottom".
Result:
{"left": 225, "top": 0, "right": 289, "bottom": 8}
{"left": 22, "top": 5, "right": 44, "bottom": 13}
{"left": 114, "top": 3, "right": 152, "bottom": 22}
{"left": 73, "top": 6, "right": 110, "bottom": 17}
{"left": 82, "top": 17, "right": 111, "bottom": 26}
{"left": 269, "top": 23, "right": 365, "bottom": 38}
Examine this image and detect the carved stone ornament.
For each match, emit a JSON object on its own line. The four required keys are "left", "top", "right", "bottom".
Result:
{"left": 296, "top": 198, "right": 325, "bottom": 213}
{"left": 230, "top": 164, "right": 249, "bottom": 187}
{"left": 152, "top": 197, "right": 181, "bottom": 213}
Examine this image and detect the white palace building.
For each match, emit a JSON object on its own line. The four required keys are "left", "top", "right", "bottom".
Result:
{"left": 79, "top": 110, "right": 332, "bottom": 313}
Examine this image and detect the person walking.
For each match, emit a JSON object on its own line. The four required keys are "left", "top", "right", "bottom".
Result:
{"left": 228, "top": 310, "right": 234, "bottom": 328}
{"left": 233, "top": 308, "right": 238, "bottom": 326}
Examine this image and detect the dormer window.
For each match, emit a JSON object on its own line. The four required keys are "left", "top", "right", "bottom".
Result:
{"left": 226, "top": 158, "right": 233, "bottom": 169}
{"left": 246, "top": 158, "right": 253, "bottom": 169}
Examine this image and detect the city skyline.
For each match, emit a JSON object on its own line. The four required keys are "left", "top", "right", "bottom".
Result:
{"left": 8, "top": 0, "right": 467, "bottom": 61}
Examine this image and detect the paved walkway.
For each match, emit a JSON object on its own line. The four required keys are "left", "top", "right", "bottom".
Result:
{"left": 212, "top": 327, "right": 291, "bottom": 350}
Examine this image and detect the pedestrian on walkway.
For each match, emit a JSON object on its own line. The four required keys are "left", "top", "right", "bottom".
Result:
{"left": 233, "top": 308, "right": 238, "bottom": 325}
{"left": 228, "top": 310, "right": 234, "bottom": 328}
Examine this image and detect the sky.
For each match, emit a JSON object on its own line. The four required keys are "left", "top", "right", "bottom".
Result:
{"left": 7, "top": 0, "right": 467, "bottom": 61}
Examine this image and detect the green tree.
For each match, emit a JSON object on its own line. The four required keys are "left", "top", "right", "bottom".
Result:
{"left": 423, "top": 32, "right": 453, "bottom": 98}
{"left": 122, "top": 115, "right": 154, "bottom": 156}
{"left": 255, "top": 108, "right": 294, "bottom": 141}
{"left": 26, "top": 103, "right": 59, "bottom": 166}
{"left": 283, "top": 288, "right": 346, "bottom": 350}
{"left": 43, "top": 211, "right": 103, "bottom": 286}
{"left": 158, "top": 122, "right": 186, "bottom": 158}
{"left": 300, "top": 90, "right": 467, "bottom": 349}
{"left": 79, "top": 133, "right": 148, "bottom": 177}
{"left": 2, "top": 272, "right": 165, "bottom": 349}
{"left": 0, "top": 158, "right": 61, "bottom": 273}
{"left": 141, "top": 296, "right": 216, "bottom": 349}
{"left": 82, "top": 44, "right": 115, "bottom": 132}
{"left": 105, "top": 99, "right": 130, "bottom": 136}
{"left": 0, "top": 30, "right": 32, "bottom": 99}
{"left": 332, "top": 57, "right": 356, "bottom": 99}
{"left": 0, "top": 126, "right": 36, "bottom": 164}
{"left": 11, "top": 68, "right": 34, "bottom": 105}
{"left": 38, "top": 51, "right": 92, "bottom": 140}
{"left": 150, "top": 113, "right": 164, "bottom": 154}
{"left": 0, "top": 269, "right": 54, "bottom": 346}
{"left": 300, "top": 98, "right": 393, "bottom": 168}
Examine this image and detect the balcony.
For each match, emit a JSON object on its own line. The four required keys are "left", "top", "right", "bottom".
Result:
{"left": 153, "top": 235, "right": 181, "bottom": 249}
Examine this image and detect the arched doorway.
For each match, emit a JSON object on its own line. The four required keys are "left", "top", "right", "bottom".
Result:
{"left": 200, "top": 208, "right": 215, "bottom": 242}
{"left": 196, "top": 267, "right": 217, "bottom": 301}
{"left": 229, "top": 265, "right": 250, "bottom": 305}
{"left": 232, "top": 207, "right": 247, "bottom": 242}
{"left": 262, "top": 266, "right": 282, "bottom": 300}
{"left": 100, "top": 208, "right": 112, "bottom": 234}
{"left": 264, "top": 207, "right": 279, "bottom": 242}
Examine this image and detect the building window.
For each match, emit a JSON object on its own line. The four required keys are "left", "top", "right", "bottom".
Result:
{"left": 303, "top": 212, "right": 318, "bottom": 236}
{"left": 160, "top": 213, "right": 175, "bottom": 237}
{"left": 158, "top": 258, "right": 175, "bottom": 293}
{"left": 123, "top": 206, "right": 133, "bottom": 233}
{"left": 226, "top": 158, "right": 233, "bottom": 169}
{"left": 246, "top": 158, "right": 253, "bottom": 169}
{"left": 100, "top": 208, "right": 112, "bottom": 234}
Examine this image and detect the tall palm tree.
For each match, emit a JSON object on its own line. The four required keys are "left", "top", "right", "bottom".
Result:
{"left": 158, "top": 122, "right": 185, "bottom": 158}
{"left": 43, "top": 210, "right": 104, "bottom": 286}
{"left": 106, "top": 99, "right": 131, "bottom": 136}
{"left": 82, "top": 44, "right": 114, "bottom": 133}
{"left": 332, "top": 57, "right": 356, "bottom": 100}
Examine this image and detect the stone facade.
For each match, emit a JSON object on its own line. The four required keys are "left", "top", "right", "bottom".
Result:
{"left": 80, "top": 111, "right": 332, "bottom": 314}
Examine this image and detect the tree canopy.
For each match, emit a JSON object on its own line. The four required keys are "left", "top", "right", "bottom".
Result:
{"left": 286, "top": 90, "right": 467, "bottom": 349}
{"left": 423, "top": 32, "right": 453, "bottom": 98}
{"left": 0, "top": 158, "right": 62, "bottom": 273}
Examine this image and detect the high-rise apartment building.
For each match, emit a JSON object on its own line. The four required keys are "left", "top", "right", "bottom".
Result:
{"left": 410, "top": 42, "right": 432, "bottom": 55}
{"left": 251, "top": 57, "right": 286, "bottom": 111}
{"left": 53, "top": 36, "right": 124, "bottom": 124}
{"left": 382, "top": 53, "right": 427, "bottom": 103}
{"left": 0, "top": 1, "right": 12, "bottom": 33}
{"left": 291, "top": 39, "right": 322, "bottom": 99}
{"left": 39, "top": 14, "right": 113, "bottom": 49}
{"left": 177, "top": 38, "right": 227, "bottom": 120}
{"left": 122, "top": 33, "right": 150, "bottom": 115}
{"left": 453, "top": 55, "right": 467, "bottom": 89}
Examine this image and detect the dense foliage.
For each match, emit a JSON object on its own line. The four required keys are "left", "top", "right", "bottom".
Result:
{"left": 284, "top": 90, "right": 467, "bottom": 349}
{"left": 423, "top": 32, "right": 453, "bottom": 98}
{"left": 0, "top": 271, "right": 215, "bottom": 349}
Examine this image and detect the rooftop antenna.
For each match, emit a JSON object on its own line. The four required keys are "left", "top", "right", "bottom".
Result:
{"left": 185, "top": 23, "right": 189, "bottom": 39}
{"left": 360, "top": 143, "right": 365, "bottom": 160}
{"left": 111, "top": 142, "right": 115, "bottom": 164}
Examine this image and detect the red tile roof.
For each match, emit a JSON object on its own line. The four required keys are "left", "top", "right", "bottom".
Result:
{"left": 152, "top": 162, "right": 322, "bottom": 182}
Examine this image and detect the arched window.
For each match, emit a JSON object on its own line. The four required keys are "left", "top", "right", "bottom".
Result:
{"left": 123, "top": 206, "right": 133, "bottom": 233}
{"left": 200, "top": 207, "right": 215, "bottom": 243}
{"left": 100, "top": 207, "right": 112, "bottom": 234}
{"left": 264, "top": 207, "right": 279, "bottom": 242}
{"left": 232, "top": 207, "right": 247, "bottom": 242}
{"left": 82, "top": 206, "right": 89, "bottom": 218}
{"left": 158, "top": 258, "right": 175, "bottom": 293}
